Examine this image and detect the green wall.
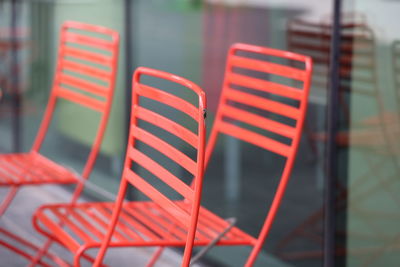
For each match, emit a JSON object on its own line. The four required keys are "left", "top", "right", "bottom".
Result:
{"left": 54, "top": 0, "right": 125, "bottom": 156}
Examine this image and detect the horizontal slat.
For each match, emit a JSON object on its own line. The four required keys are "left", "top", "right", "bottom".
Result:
{"left": 289, "top": 40, "right": 374, "bottom": 54}
{"left": 66, "top": 209, "right": 104, "bottom": 241}
{"left": 95, "top": 204, "right": 144, "bottom": 241}
{"left": 134, "top": 106, "right": 198, "bottom": 148}
{"left": 227, "top": 73, "right": 303, "bottom": 100}
{"left": 0, "top": 160, "right": 23, "bottom": 183}
{"left": 221, "top": 105, "right": 296, "bottom": 139}
{"left": 132, "top": 126, "right": 197, "bottom": 175}
{"left": 303, "top": 55, "right": 373, "bottom": 69}
{"left": 118, "top": 204, "right": 166, "bottom": 241}
{"left": 136, "top": 84, "right": 199, "bottom": 121}
{"left": 61, "top": 59, "right": 111, "bottom": 82}
{"left": 51, "top": 208, "right": 92, "bottom": 243}
{"left": 2, "top": 157, "right": 43, "bottom": 183}
{"left": 128, "top": 147, "right": 194, "bottom": 201}
{"left": 230, "top": 55, "right": 306, "bottom": 81}
{"left": 35, "top": 209, "right": 81, "bottom": 252}
{"left": 62, "top": 46, "right": 113, "bottom": 66}
{"left": 225, "top": 88, "right": 300, "bottom": 119}
{"left": 124, "top": 203, "right": 186, "bottom": 241}
{"left": 288, "top": 29, "right": 331, "bottom": 40}
{"left": 62, "top": 31, "right": 115, "bottom": 51}
{"left": 288, "top": 29, "right": 372, "bottom": 42}
{"left": 59, "top": 73, "right": 108, "bottom": 97}
{"left": 56, "top": 87, "right": 106, "bottom": 112}
{"left": 82, "top": 205, "right": 127, "bottom": 242}
{"left": 218, "top": 121, "right": 291, "bottom": 157}
{"left": 124, "top": 168, "right": 191, "bottom": 226}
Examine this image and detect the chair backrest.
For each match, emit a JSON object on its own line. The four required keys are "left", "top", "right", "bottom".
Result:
{"left": 205, "top": 43, "right": 312, "bottom": 253}
{"left": 31, "top": 21, "right": 119, "bottom": 179}
{"left": 287, "top": 19, "right": 377, "bottom": 104}
{"left": 123, "top": 67, "right": 206, "bottom": 262}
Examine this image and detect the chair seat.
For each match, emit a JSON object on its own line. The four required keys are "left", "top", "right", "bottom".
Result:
{"left": 0, "top": 152, "right": 78, "bottom": 186}
{"left": 34, "top": 201, "right": 256, "bottom": 253}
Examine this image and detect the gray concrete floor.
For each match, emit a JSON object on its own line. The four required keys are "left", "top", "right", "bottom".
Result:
{"left": 0, "top": 185, "right": 200, "bottom": 267}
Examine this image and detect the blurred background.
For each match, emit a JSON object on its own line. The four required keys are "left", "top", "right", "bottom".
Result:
{"left": 0, "top": 0, "right": 399, "bottom": 266}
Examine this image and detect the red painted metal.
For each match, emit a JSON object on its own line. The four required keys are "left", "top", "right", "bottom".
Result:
{"left": 33, "top": 67, "right": 207, "bottom": 267}
{"left": 134, "top": 43, "right": 312, "bottom": 267}
{"left": 0, "top": 20, "right": 119, "bottom": 264}
{"left": 200, "top": 43, "right": 312, "bottom": 266}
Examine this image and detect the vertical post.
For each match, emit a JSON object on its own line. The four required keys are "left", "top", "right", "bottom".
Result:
{"left": 124, "top": 0, "right": 134, "bottom": 200}
{"left": 325, "top": 0, "right": 342, "bottom": 266}
{"left": 11, "top": 0, "right": 21, "bottom": 152}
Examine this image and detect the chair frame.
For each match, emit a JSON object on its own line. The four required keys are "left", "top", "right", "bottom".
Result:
{"left": 0, "top": 20, "right": 119, "bottom": 265}
{"left": 146, "top": 43, "right": 312, "bottom": 267}
{"left": 149, "top": 43, "right": 312, "bottom": 267}
{"left": 32, "top": 67, "right": 207, "bottom": 267}
{"left": 202, "top": 42, "right": 312, "bottom": 267}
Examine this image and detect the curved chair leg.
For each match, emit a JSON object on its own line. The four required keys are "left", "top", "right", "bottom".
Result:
{"left": 74, "top": 246, "right": 89, "bottom": 267}
{"left": 0, "top": 186, "right": 19, "bottom": 216}
{"left": 146, "top": 247, "right": 165, "bottom": 267}
{"left": 93, "top": 180, "right": 128, "bottom": 267}
{"left": 28, "top": 238, "right": 54, "bottom": 267}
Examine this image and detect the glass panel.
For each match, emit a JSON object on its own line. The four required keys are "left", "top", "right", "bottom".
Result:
{"left": 129, "top": 1, "right": 332, "bottom": 266}
{"left": 0, "top": 0, "right": 338, "bottom": 265}
{"left": 0, "top": 0, "right": 125, "bottom": 192}
{"left": 340, "top": 1, "right": 400, "bottom": 266}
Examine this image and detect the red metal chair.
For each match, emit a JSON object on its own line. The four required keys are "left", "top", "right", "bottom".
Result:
{"left": 0, "top": 21, "right": 119, "bottom": 263}
{"left": 32, "top": 67, "right": 207, "bottom": 267}
{"left": 146, "top": 43, "right": 312, "bottom": 266}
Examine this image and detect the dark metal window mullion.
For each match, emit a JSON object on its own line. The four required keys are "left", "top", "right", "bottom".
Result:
{"left": 325, "top": 0, "right": 343, "bottom": 266}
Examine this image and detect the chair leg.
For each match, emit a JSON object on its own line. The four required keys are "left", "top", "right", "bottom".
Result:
{"left": 0, "top": 186, "right": 18, "bottom": 216}
{"left": 30, "top": 182, "right": 86, "bottom": 267}
{"left": 28, "top": 238, "right": 54, "bottom": 267}
{"left": 93, "top": 180, "right": 128, "bottom": 267}
{"left": 146, "top": 247, "right": 165, "bottom": 267}
{"left": 74, "top": 248, "right": 85, "bottom": 267}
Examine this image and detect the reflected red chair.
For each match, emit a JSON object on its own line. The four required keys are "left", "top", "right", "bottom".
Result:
{"left": 148, "top": 43, "right": 312, "bottom": 266}
{"left": 32, "top": 67, "right": 207, "bottom": 267}
{"left": 0, "top": 21, "right": 119, "bottom": 263}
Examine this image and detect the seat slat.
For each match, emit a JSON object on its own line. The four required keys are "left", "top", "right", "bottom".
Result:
{"left": 94, "top": 203, "right": 138, "bottom": 241}
{"left": 82, "top": 205, "right": 127, "bottom": 242}
{"left": 0, "top": 160, "right": 21, "bottom": 183}
{"left": 65, "top": 207, "right": 105, "bottom": 241}
{"left": 51, "top": 208, "right": 93, "bottom": 243}
{"left": 36, "top": 209, "right": 81, "bottom": 252}
{"left": 97, "top": 204, "right": 145, "bottom": 242}
{"left": 116, "top": 204, "right": 165, "bottom": 241}
{"left": 230, "top": 55, "right": 306, "bottom": 81}
{"left": 132, "top": 126, "right": 197, "bottom": 175}
{"left": 227, "top": 72, "right": 303, "bottom": 100}
{"left": 225, "top": 88, "right": 300, "bottom": 119}
{"left": 137, "top": 202, "right": 210, "bottom": 241}
{"left": 2, "top": 158, "right": 42, "bottom": 183}
{"left": 123, "top": 203, "right": 184, "bottom": 241}
{"left": 128, "top": 147, "right": 194, "bottom": 201}
{"left": 136, "top": 84, "right": 199, "bottom": 121}
{"left": 218, "top": 121, "right": 291, "bottom": 157}
{"left": 221, "top": 105, "right": 296, "bottom": 139}
{"left": 124, "top": 168, "right": 191, "bottom": 227}
{"left": 134, "top": 106, "right": 198, "bottom": 148}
